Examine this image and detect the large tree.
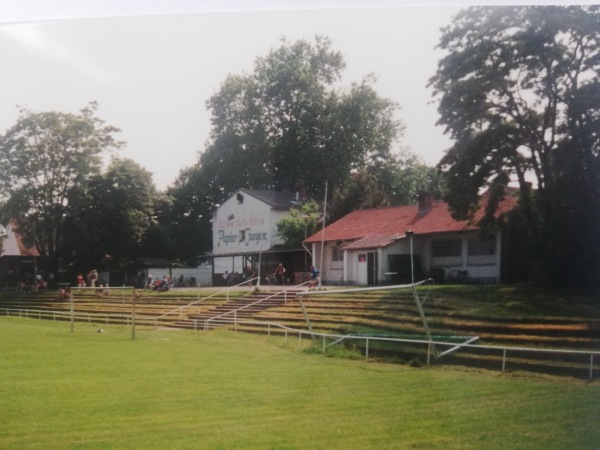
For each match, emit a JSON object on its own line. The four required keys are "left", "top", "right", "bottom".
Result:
{"left": 171, "top": 36, "right": 405, "bottom": 257}
{"left": 61, "top": 158, "right": 158, "bottom": 270}
{"left": 330, "top": 149, "right": 447, "bottom": 221}
{"left": 430, "top": 6, "right": 600, "bottom": 286}
{"left": 162, "top": 165, "right": 214, "bottom": 266}
{"left": 0, "top": 102, "right": 123, "bottom": 257}
{"left": 201, "top": 36, "right": 401, "bottom": 201}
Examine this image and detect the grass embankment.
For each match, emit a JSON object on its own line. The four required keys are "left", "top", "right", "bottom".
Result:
{"left": 1, "top": 317, "right": 599, "bottom": 449}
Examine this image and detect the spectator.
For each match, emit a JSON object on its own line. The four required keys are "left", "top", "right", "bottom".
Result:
{"left": 274, "top": 263, "right": 286, "bottom": 286}
{"left": 243, "top": 265, "right": 256, "bottom": 289}
{"left": 308, "top": 265, "right": 320, "bottom": 290}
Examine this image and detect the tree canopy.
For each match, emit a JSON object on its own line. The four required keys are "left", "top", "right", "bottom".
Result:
{"left": 61, "top": 158, "right": 159, "bottom": 270}
{"left": 0, "top": 102, "right": 123, "bottom": 257}
{"left": 276, "top": 200, "right": 320, "bottom": 249}
{"left": 200, "top": 36, "right": 401, "bottom": 200}
{"left": 430, "top": 5, "right": 600, "bottom": 285}
{"left": 329, "top": 149, "right": 446, "bottom": 222}
{"left": 164, "top": 36, "right": 414, "bottom": 259}
{"left": 165, "top": 36, "right": 449, "bottom": 259}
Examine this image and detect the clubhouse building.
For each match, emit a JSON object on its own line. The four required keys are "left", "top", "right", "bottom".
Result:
{"left": 304, "top": 191, "right": 520, "bottom": 286}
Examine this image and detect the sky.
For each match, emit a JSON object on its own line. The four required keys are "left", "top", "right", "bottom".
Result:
{"left": 0, "top": 1, "right": 522, "bottom": 190}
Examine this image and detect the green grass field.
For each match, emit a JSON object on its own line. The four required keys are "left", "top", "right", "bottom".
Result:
{"left": 1, "top": 317, "right": 599, "bottom": 449}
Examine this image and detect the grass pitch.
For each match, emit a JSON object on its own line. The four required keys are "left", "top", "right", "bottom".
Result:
{"left": 1, "top": 317, "right": 599, "bottom": 449}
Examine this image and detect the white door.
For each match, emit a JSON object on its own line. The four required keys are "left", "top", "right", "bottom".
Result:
{"left": 357, "top": 254, "right": 368, "bottom": 285}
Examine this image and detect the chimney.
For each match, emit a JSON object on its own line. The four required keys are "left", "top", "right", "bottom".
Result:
{"left": 296, "top": 186, "right": 307, "bottom": 203}
{"left": 417, "top": 192, "right": 434, "bottom": 216}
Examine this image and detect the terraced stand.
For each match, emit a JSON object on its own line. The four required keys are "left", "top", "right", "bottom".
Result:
{"left": 1, "top": 285, "right": 599, "bottom": 378}
{"left": 0, "top": 288, "right": 234, "bottom": 328}
{"left": 200, "top": 288, "right": 600, "bottom": 379}
{"left": 174, "top": 289, "right": 304, "bottom": 330}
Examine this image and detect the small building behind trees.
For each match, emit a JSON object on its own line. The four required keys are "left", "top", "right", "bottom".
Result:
{"left": 0, "top": 222, "right": 57, "bottom": 288}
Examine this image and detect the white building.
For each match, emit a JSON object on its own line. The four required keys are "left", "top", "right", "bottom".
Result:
{"left": 211, "top": 189, "right": 306, "bottom": 285}
{"left": 304, "top": 192, "right": 520, "bottom": 286}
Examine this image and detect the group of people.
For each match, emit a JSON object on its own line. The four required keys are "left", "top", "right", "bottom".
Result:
{"left": 220, "top": 265, "right": 259, "bottom": 288}
{"left": 16, "top": 273, "right": 47, "bottom": 292}
{"left": 221, "top": 270, "right": 241, "bottom": 286}
{"left": 219, "top": 262, "right": 320, "bottom": 289}
{"left": 75, "top": 270, "right": 110, "bottom": 297}
{"left": 146, "top": 275, "right": 173, "bottom": 292}
{"left": 77, "top": 270, "right": 99, "bottom": 287}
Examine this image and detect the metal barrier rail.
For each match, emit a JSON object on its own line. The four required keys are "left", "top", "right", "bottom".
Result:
{"left": 205, "top": 281, "right": 310, "bottom": 327}
{"left": 4, "top": 306, "right": 599, "bottom": 380}
{"left": 152, "top": 277, "right": 260, "bottom": 324}
{"left": 195, "top": 317, "right": 600, "bottom": 380}
{"left": 2, "top": 307, "right": 132, "bottom": 325}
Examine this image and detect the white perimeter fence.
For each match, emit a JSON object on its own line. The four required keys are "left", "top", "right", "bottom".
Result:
{"left": 2, "top": 306, "right": 599, "bottom": 381}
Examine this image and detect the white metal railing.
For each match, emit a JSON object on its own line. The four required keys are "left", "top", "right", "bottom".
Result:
{"left": 151, "top": 278, "right": 260, "bottom": 325}
{"left": 194, "top": 318, "right": 600, "bottom": 380}
{"left": 2, "top": 307, "right": 133, "bottom": 325}
{"left": 3, "top": 304, "right": 598, "bottom": 380}
{"left": 204, "top": 281, "right": 310, "bottom": 330}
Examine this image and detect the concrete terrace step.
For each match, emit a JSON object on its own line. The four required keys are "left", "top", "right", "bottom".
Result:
{"left": 173, "top": 289, "right": 302, "bottom": 328}
{"left": 2, "top": 288, "right": 599, "bottom": 351}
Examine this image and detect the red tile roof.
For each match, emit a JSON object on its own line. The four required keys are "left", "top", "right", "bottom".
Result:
{"left": 304, "top": 192, "right": 519, "bottom": 248}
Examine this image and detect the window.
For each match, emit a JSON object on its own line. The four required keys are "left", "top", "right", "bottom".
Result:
{"left": 432, "top": 240, "right": 461, "bottom": 257}
{"left": 467, "top": 236, "right": 497, "bottom": 266}
{"left": 332, "top": 244, "right": 343, "bottom": 262}
{"left": 468, "top": 237, "right": 496, "bottom": 256}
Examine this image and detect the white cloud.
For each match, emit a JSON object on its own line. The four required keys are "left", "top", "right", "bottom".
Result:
{"left": 0, "top": 22, "right": 119, "bottom": 87}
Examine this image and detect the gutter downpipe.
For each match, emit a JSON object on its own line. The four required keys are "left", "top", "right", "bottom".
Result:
{"left": 318, "top": 181, "right": 327, "bottom": 289}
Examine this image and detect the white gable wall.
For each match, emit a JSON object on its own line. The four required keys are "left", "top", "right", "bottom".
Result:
{"left": 1, "top": 223, "right": 24, "bottom": 256}
{"left": 212, "top": 192, "right": 285, "bottom": 255}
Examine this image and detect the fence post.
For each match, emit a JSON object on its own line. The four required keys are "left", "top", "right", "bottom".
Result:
{"left": 70, "top": 292, "right": 74, "bottom": 333}
{"left": 365, "top": 338, "right": 369, "bottom": 361}
{"left": 131, "top": 287, "right": 136, "bottom": 340}
{"left": 502, "top": 349, "right": 507, "bottom": 372}
{"left": 427, "top": 344, "right": 431, "bottom": 366}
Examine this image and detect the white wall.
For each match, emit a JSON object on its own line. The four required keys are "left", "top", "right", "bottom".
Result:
{"left": 213, "top": 194, "right": 272, "bottom": 254}
{"left": 212, "top": 192, "right": 286, "bottom": 255}
{"left": 1, "top": 223, "right": 25, "bottom": 256}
